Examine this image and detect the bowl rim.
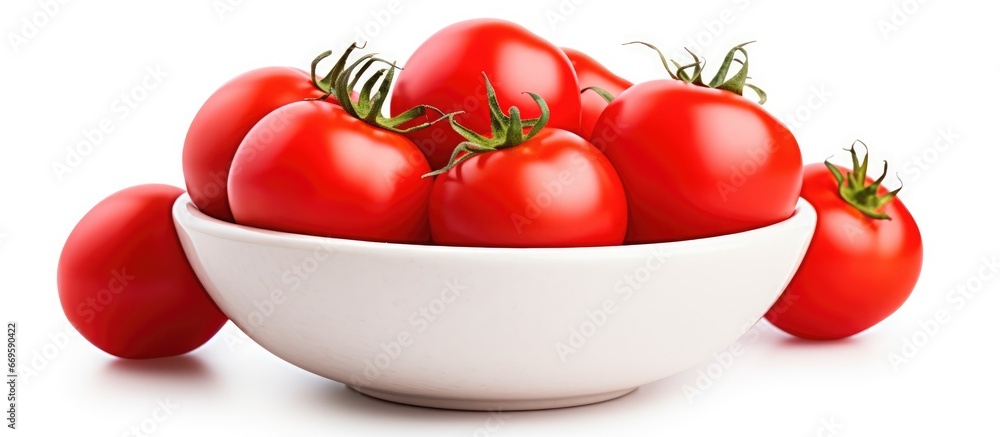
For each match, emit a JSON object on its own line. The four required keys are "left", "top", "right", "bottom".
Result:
{"left": 173, "top": 194, "right": 815, "bottom": 255}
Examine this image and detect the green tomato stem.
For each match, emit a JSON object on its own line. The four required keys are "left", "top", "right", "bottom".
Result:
{"left": 625, "top": 41, "right": 767, "bottom": 104}
{"left": 423, "top": 72, "right": 550, "bottom": 178}
{"left": 825, "top": 140, "right": 903, "bottom": 220}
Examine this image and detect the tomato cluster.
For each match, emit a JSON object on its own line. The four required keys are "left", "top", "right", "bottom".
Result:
{"left": 188, "top": 22, "right": 805, "bottom": 248}
{"left": 58, "top": 18, "right": 923, "bottom": 360}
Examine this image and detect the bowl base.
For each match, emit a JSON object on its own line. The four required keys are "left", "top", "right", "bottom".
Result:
{"left": 350, "top": 386, "right": 638, "bottom": 411}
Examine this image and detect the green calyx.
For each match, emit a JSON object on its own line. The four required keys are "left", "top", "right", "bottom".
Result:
{"left": 625, "top": 41, "right": 766, "bottom": 104}
{"left": 309, "top": 42, "right": 362, "bottom": 97}
{"left": 423, "top": 72, "right": 550, "bottom": 177}
{"left": 310, "top": 43, "right": 448, "bottom": 133}
{"left": 825, "top": 141, "right": 902, "bottom": 220}
{"left": 581, "top": 86, "right": 617, "bottom": 103}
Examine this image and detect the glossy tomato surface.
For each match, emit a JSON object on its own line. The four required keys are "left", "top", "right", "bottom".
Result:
{"left": 765, "top": 163, "right": 923, "bottom": 340}
{"left": 183, "top": 67, "right": 326, "bottom": 221}
{"left": 228, "top": 100, "right": 432, "bottom": 243}
{"left": 429, "top": 128, "right": 627, "bottom": 248}
{"left": 593, "top": 80, "right": 802, "bottom": 243}
{"left": 58, "top": 184, "right": 227, "bottom": 359}
{"left": 562, "top": 47, "right": 632, "bottom": 139}
{"left": 391, "top": 19, "right": 582, "bottom": 170}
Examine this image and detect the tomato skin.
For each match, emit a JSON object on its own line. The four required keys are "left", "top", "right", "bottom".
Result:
{"left": 391, "top": 19, "right": 582, "bottom": 170}
{"left": 183, "top": 67, "right": 326, "bottom": 222}
{"left": 429, "top": 129, "right": 627, "bottom": 248}
{"left": 592, "top": 79, "right": 802, "bottom": 243}
{"left": 561, "top": 47, "right": 632, "bottom": 139}
{"left": 58, "top": 185, "right": 227, "bottom": 359}
{"left": 765, "top": 164, "right": 923, "bottom": 340}
{"left": 228, "top": 101, "right": 432, "bottom": 243}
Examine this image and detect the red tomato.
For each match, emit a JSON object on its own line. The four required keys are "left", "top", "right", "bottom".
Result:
{"left": 183, "top": 67, "right": 327, "bottom": 222}
{"left": 427, "top": 76, "right": 626, "bottom": 248}
{"left": 58, "top": 185, "right": 227, "bottom": 359}
{"left": 228, "top": 101, "right": 432, "bottom": 242}
{"left": 766, "top": 146, "right": 923, "bottom": 340}
{"left": 561, "top": 47, "right": 632, "bottom": 139}
{"left": 593, "top": 43, "right": 801, "bottom": 243}
{"left": 228, "top": 49, "right": 434, "bottom": 243}
{"left": 391, "top": 19, "right": 582, "bottom": 170}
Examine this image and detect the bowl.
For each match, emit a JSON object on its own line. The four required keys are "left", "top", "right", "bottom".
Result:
{"left": 173, "top": 194, "right": 816, "bottom": 411}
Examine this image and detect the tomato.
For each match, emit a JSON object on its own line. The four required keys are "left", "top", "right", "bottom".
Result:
{"left": 58, "top": 185, "right": 227, "bottom": 359}
{"left": 181, "top": 46, "right": 366, "bottom": 222}
{"left": 227, "top": 47, "right": 435, "bottom": 243}
{"left": 427, "top": 75, "right": 626, "bottom": 248}
{"left": 592, "top": 43, "right": 801, "bottom": 243}
{"left": 766, "top": 145, "right": 923, "bottom": 340}
{"left": 391, "top": 19, "right": 582, "bottom": 170}
{"left": 562, "top": 47, "right": 632, "bottom": 139}
{"left": 183, "top": 67, "right": 327, "bottom": 222}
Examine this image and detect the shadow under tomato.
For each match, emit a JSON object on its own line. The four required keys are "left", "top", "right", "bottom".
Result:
{"left": 102, "top": 354, "right": 215, "bottom": 382}
{"left": 775, "top": 334, "right": 866, "bottom": 348}
{"left": 749, "top": 318, "right": 869, "bottom": 349}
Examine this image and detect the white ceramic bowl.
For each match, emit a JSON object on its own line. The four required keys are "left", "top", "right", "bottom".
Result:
{"left": 173, "top": 195, "right": 815, "bottom": 411}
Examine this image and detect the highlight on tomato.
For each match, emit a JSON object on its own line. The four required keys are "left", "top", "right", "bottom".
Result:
{"left": 591, "top": 42, "right": 802, "bottom": 243}
{"left": 766, "top": 143, "right": 923, "bottom": 340}
{"left": 425, "top": 73, "right": 627, "bottom": 248}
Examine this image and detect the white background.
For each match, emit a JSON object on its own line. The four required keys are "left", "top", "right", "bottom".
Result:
{"left": 2, "top": 0, "right": 998, "bottom": 435}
